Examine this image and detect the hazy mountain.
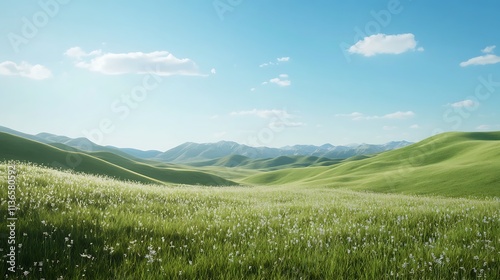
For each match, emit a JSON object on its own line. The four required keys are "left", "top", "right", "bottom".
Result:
{"left": 118, "top": 148, "right": 163, "bottom": 159}
{"left": 157, "top": 140, "right": 413, "bottom": 163}
{"left": 0, "top": 125, "right": 49, "bottom": 143}
{"left": 35, "top": 132, "right": 162, "bottom": 160}
{"left": 154, "top": 141, "right": 288, "bottom": 162}
{"left": 0, "top": 126, "right": 413, "bottom": 164}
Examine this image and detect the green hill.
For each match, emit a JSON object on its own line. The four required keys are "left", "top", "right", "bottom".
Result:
{"left": 188, "top": 154, "right": 252, "bottom": 168}
{"left": 0, "top": 132, "right": 235, "bottom": 186}
{"left": 243, "top": 131, "right": 500, "bottom": 197}
{"left": 89, "top": 151, "right": 235, "bottom": 185}
{"left": 189, "top": 154, "right": 342, "bottom": 170}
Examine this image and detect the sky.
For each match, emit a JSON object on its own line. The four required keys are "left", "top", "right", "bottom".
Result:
{"left": 1, "top": 0, "right": 500, "bottom": 151}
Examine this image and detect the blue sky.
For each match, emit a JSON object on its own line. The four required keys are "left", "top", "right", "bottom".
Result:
{"left": 1, "top": 0, "right": 500, "bottom": 151}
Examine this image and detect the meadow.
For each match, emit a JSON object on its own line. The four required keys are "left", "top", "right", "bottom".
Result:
{"left": 1, "top": 162, "right": 499, "bottom": 279}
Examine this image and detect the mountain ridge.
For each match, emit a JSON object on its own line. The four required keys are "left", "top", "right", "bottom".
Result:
{"left": 154, "top": 140, "right": 413, "bottom": 163}
{"left": 0, "top": 125, "right": 413, "bottom": 163}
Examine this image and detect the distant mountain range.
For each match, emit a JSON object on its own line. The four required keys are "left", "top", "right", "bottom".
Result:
{"left": 156, "top": 140, "right": 413, "bottom": 163}
{"left": 0, "top": 126, "right": 412, "bottom": 163}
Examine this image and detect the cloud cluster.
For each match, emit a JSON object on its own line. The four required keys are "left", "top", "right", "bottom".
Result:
{"left": 259, "top": 57, "right": 290, "bottom": 67}
{"left": 269, "top": 74, "right": 291, "bottom": 87}
{"left": 336, "top": 111, "right": 415, "bottom": 120}
{"left": 0, "top": 61, "right": 52, "bottom": 80}
{"left": 348, "top": 33, "right": 423, "bottom": 57}
{"left": 460, "top": 45, "right": 500, "bottom": 67}
{"left": 64, "top": 47, "right": 201, "bottom": 76}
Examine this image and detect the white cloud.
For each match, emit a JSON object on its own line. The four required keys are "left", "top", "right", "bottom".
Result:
{"left": 259, "top": 56, "right": 291, "bottom": 67}
{"left": 250, "top": 88, "right": 256, "bottom": 92}
{"left": 450, "top": 99, "right": 478, "bottom": 108}
{"left": 336, "top": 111, "right": 415, "bottom": 120}
{"left": 64, "top": 47, "right": 102, "bottom": 59}
{"left": 348, "top": 33, "right": 423, "bottom": 57}
{"left": 277, "top": 57, "right": 290, "bottom": 62}
{"left": 409, "top": 124, "right": 420, "bottom": 129}
{"left": 65, "top": 47, "right": 201, "bottom": 76}
{"left": 211, "top": 68, "right": 216, "bottom": 74}
{"left": 382, "top": 111, "right": 415, "bottom": 119}
{"left": 460, "top": 46, "right": 500, "bottom": 67}
{"left": 0, "top": 61, "right": 52, "bottom": 80}
{"left": 482, "top": 45, "right": 496, "bottom": 54}
{"left": 269, "top": 74, "right": 291, "bottom": 87}
{"left": 335, "top": 112, "right": 365, "bottom": 120}
{"left": 460, "top": 54, "right": 500, "bottom": 67}
{"left": 64, "top": 47, "right": 87, "bottom": 58}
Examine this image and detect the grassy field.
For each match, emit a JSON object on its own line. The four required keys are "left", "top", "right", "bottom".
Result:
{"left": 1, "top": 162, "right": 499, "bottom": 279}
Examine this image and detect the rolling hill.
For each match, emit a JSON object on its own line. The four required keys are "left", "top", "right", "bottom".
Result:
{"left": 187, "top": 154, "right": 342, "bottom": 170}
{"left": 0, "top": 132, "right": 235, "bottom": 186}
{"left": 243, "top": 131, "right": 500, "bottom": 197}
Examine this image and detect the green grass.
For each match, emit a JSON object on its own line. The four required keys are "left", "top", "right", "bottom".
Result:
{"left": 243, "top": 131, "right": 500, "bottom": 197}
{"left": 1, "top": 162, "right": 499, "bottom": 279}
{"left": 0, "top": 132, "right": 235, "bottom": 186}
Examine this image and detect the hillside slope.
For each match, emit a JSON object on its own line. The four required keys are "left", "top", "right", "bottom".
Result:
{"left": 0, "top": 133, "right": 235, "bottom": 186}
{"left": 243, "top": 131, "right": 500, "bottom": 197}
{"left": 188, "top": 154, "right": 342, "bottom": 170}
